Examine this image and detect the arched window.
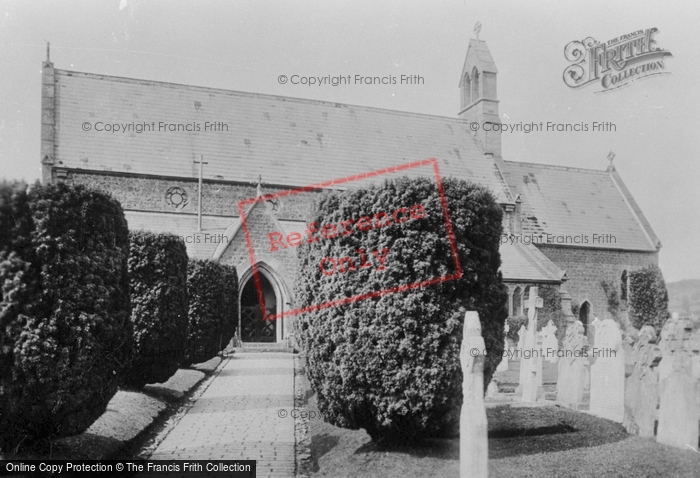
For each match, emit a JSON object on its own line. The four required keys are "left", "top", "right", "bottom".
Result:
{"left": 621, "top": 270, "right": 628, "bottom": 301}
{"left": 580, "top": 301, "right": 590, "bottom": 336}
{"left": 462, "top": 73, "right": 471, "bottom": 106}
{"left": 513, "top": 286, "right": 522, "bottom": 316}
{"left": 471, "top": 67, "right": 480, "bottom": 101}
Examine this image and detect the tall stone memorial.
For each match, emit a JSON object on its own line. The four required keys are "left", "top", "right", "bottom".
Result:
{"left": 556, "top": 320, "right": 588, "bottom": 408}
{"left": 589, "top": 318, "right": 625, "bottom": 422}
{"left": 516, "top": 325, "right": 526, "bottom": 357}
{"left": 517, "top": 287, "right": 543, "bottom": 402}
{"left": 657, "top": 319, "right": 700, "bottom": 450}
{"left": 460, "top": 311, "right": 488, "bottom": 478}
{"left": 496, "top": 323, "right": 509, "bottom": 372}
{"left": 623, "top": 325, "right": 662, "bottom": 436}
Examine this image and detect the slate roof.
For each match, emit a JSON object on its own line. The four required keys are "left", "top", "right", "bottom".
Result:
{"left": 499, "top": 241, "right": 565, "bottom": 283}
{"left": 504, "top": 161, "right": 658, "bottom": 252}
{"left": 53, "top": 69, "right": 510, "bottom": 203}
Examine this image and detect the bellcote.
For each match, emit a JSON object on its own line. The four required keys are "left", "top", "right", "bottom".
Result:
{"left": 458, "top": 35, "right": 501, "bottom": 157}
{"left": 459, "top": 39, "right": 498, "bottom": 110}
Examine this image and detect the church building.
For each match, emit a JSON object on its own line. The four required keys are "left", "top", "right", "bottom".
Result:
{"left": 39, "top": 36, "right": 660, "bottom": 343}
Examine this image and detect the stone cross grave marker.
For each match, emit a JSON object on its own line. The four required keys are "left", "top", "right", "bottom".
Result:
{"left": 497, "top": 322, "right": 509, "bottom": 372}
{"left": 460, "top": 311, "right": 488, "bottom": 478}
{"left": 657, "top": 320, "right": 700, "bottom": 450}
{"left": 556, "top": 320, "right": 588, "bottom": 408}
{"left": 589, "top": 318, "right": 625, "bottom": 422}
{"left": 518, "top": 287, "right": 544, "bottom": 402}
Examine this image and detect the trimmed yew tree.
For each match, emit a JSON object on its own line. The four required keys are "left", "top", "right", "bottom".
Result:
{"left": 294, "top": 176, "right": 508, "bottom": 443}
{"left": 124, "top": 231, "right": 189, "bottom": 388}
{"left": 629, "top": 265, "right": 670, "bottom": 332}
{"left": 184, "top": 259, "right": 236, "bottom": 366}
{"left": 0, "top": 181, "right": 131, "bottom": 449}
{"left": 221, "top": 264, "right": 239, "bottom": 349}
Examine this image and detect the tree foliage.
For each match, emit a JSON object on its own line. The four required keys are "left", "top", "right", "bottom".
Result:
{"left": 629, "top": 265, "right": 669, "bottom": 332}
{"left": 123, "top": 231, "right": 189, "bottom": 388}
{"left": 0, "top": 181, "right": 130, "bottom": 449}
{"left": 294, "top": 177, "right": 508, "bottom": 442}
{"left": 184, "top": 259, "right": 237, "bottom": 365}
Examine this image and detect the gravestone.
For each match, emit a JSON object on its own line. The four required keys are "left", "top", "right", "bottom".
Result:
{"left": 542, "top": 320, "right": 559, "bottom": 363}
{"left": 657, "top": 315, "right": 690, "bottom": 396}
{"left": 486, "top": 379, "right": 499, "bottom": 398}
{"left": 623, "top": 325, "right": 662, "bottom": 436}
{"left": 556, "top": 320, "right": 588, "bottom": 408}
{"left": 589, "top": 318, "right": 625, "bottom": 422}
{"left": 588, "top": 317, "right": 600, "bottom": 349}
{"left": 496, "top": 323, "right": 509, "bottom": 372}
{"left": 657, "top": 320, "right": 700, "bottom": 450}
{"left": 460, "top": 311, "right": 488, "bottom": 478}
{"left": 516, "top": 325, "right": 526, "bottom": 358}
{"left": 517, "top": 287, "right": 543, "bottom": 402}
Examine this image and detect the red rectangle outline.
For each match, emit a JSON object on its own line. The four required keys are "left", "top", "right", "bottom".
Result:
{"left": 237, "top": 158, "right": 463, "bottom": 322}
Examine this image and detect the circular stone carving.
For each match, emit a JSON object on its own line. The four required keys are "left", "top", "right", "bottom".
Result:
{"left": 266, "top": 196, "right": 282, "bottom": 214}
{"left": 164, "top": 186, "right": 189, "bottom": 211}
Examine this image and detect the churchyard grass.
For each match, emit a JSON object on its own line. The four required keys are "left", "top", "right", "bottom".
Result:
{"left": 300, "top": 383, "right": 700, "bottom": 478}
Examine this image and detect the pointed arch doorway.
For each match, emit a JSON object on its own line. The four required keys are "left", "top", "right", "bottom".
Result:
{"left": 239, "top": 263, "right": 288, "bottom": 343}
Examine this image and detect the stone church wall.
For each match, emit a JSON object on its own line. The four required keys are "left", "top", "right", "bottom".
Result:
{"left": 65, "top": 171, "right": 317, "bottom": 221}
{"left": 537, "top": 245, "right": 658, "bottom": 321}
{"left": 218, "top": 202, "right": 299, "bottom": 290}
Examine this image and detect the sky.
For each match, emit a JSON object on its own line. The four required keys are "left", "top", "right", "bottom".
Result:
{"left": 0, "top": 0, "right": 698, "bottom": 282}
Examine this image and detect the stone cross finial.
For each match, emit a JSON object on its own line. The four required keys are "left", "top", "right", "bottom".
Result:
{"left": 256, "top": 175, "right": 263, "bottom": 196}
{"left": 607, "top": 150, "right": 616, "bottom": 171}
{"left": 474, "top": 22, "right": 482, "bottom": 41}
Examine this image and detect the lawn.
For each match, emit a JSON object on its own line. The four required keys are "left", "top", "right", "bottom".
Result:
{"left": 298, "top": 370, "right": 700, "bottom": 478}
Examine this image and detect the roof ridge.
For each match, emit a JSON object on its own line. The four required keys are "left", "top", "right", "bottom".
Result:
{"left": 54, "top": 68, "right": 475, "bottom": 124}
{"left": 504, "top": 160, "right": 607, "bottom": 174}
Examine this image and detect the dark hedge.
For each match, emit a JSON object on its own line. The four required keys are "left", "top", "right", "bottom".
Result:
{"left": 629, "top": 265, "right": 670, "bottom": 332}
{"left": 123, "top": 231, "right": 189, "bottom": 389}
{"left": 184, "top": 259, "right": 233, "bottom": 366}
{"left": 221, "top": 264, "right": 239, "bottom": 349}
{"left": 293, "top": 176, "right": 508, "bottom": 442}
{"left": 0, "top": 181, "right": 131, "bottom": 449}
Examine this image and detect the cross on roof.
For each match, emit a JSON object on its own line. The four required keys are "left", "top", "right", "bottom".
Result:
{"left": 474, "top": 22, "right": 482, "bottom": 41}
{"left": 607, "top": 150, "right": 616, "bottom": 171}
{"left": 256, "top": 175, "right": 263, "bottom": 196}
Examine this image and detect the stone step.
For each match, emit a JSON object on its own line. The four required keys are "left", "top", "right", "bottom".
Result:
{"left": 236, "top": 343, "right": 296, "bottom": 353}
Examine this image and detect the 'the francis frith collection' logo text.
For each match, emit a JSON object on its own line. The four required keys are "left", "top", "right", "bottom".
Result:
{"left": 563, "top": 28, "right": 672, "bottom": 93}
